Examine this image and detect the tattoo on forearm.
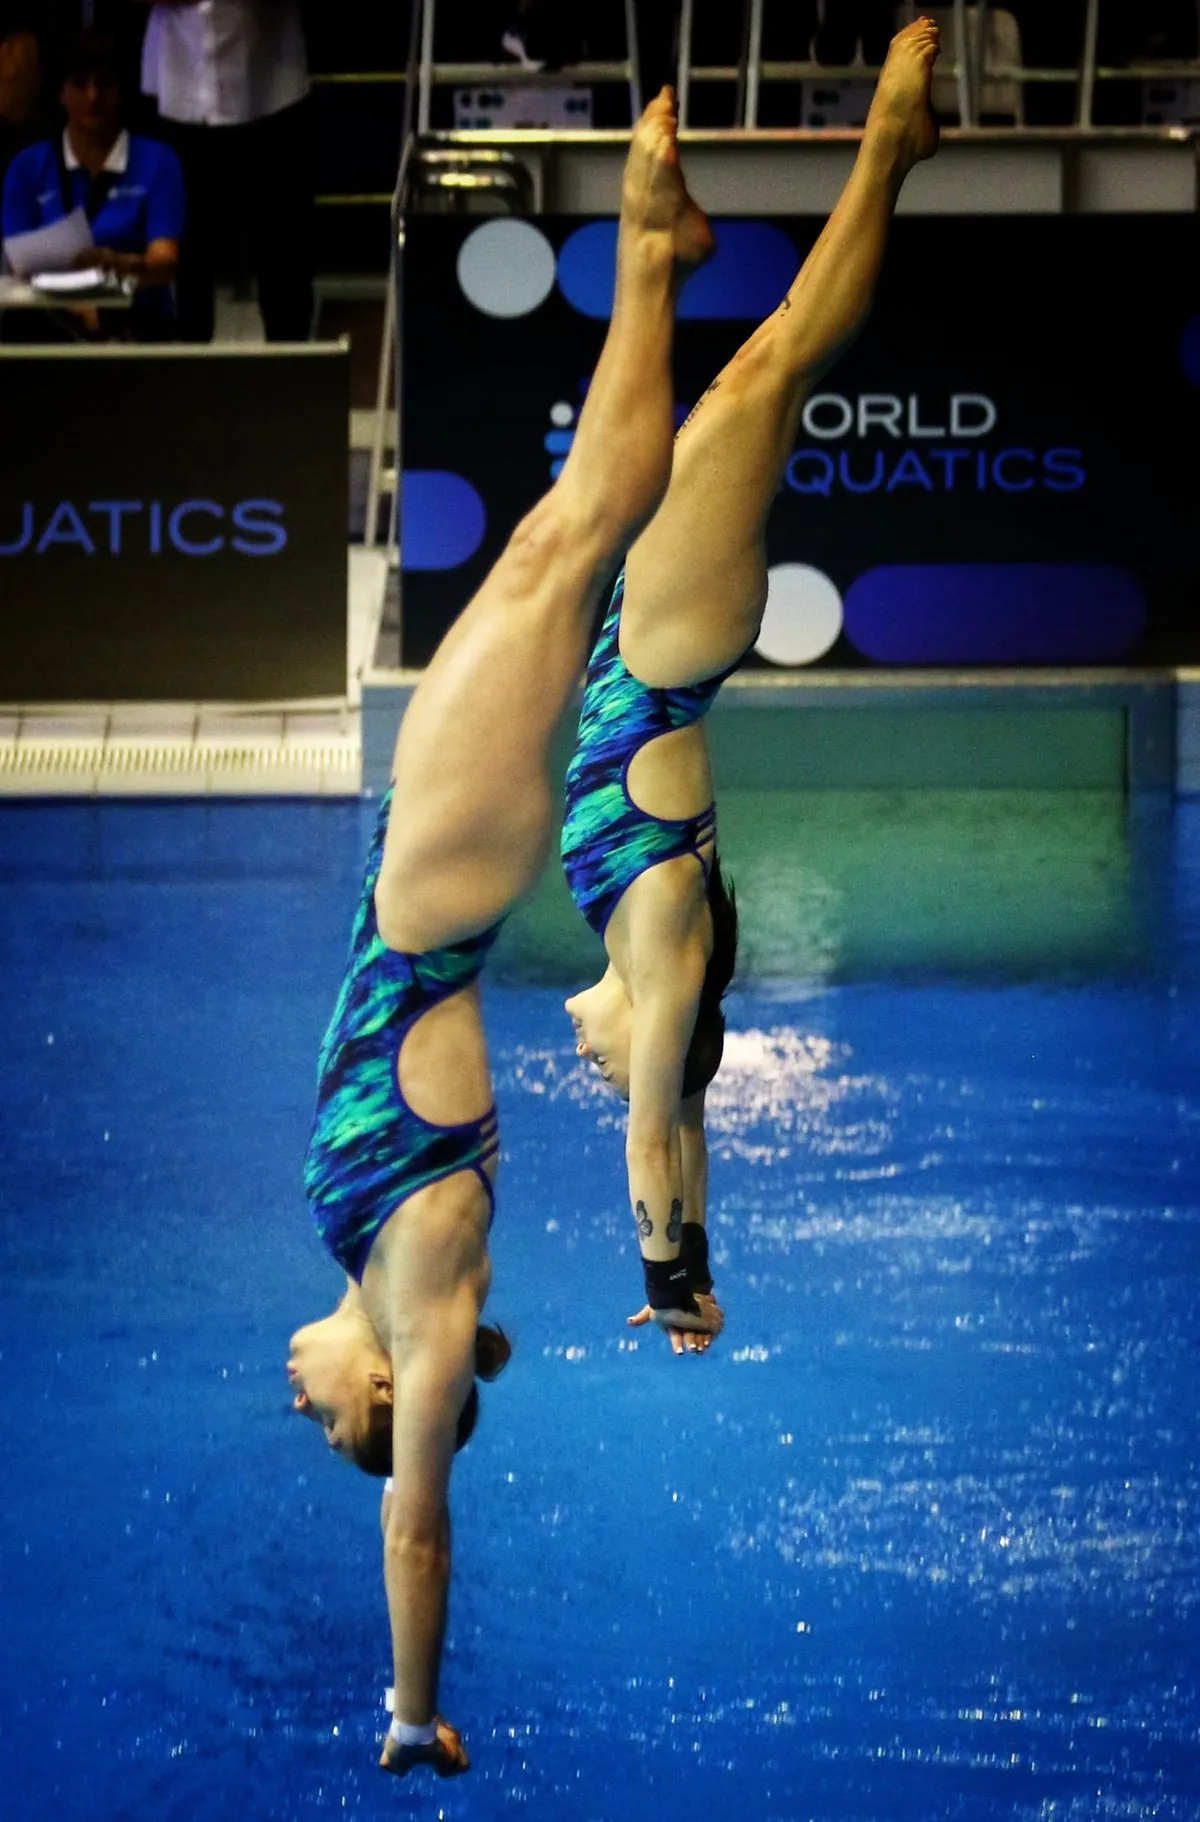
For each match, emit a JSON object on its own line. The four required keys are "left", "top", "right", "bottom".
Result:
{"left": 634, "top": 1198, "right": 684, "bottom": 1244}
{"left": 779, "top": 295, "right": 793, "bottom": 315}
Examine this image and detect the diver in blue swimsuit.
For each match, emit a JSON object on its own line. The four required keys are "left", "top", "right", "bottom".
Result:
{"left": 562, "top": 18, "right": 942, "bottom": 1355}
{"left": 304, "top": 786, "right": 501, "bottom": 1283}
{"left": 562, "top": 569, "right": 729, "bottom": 940}
{"left": 284, "top": 92, "right": 714, "bottom": 1783}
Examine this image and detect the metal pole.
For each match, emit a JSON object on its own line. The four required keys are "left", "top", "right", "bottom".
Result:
{"left": 744, "top": 0, "right": 765, "bottom": 128}
{"left": 678, "top": 0, "right": 695, "bottom": 129}
{"left": 392, "top": 0, "right": 424, "bottom": 577}
{"left": 365, "top": 269, "right": 397, "bottom": 553}
{"left": 368, "top": 0, "right": 424, "bottom": 570}
{"left": 388, "top": 223, "right": 404, "bottom": 598}
{"left": 1077, "top": 0, "right": 1100, "bottom": 128}
{"left": 970, "top": 0, "right": 989, "bottom": 124}
{"left": 952, "top": 0, "right": 974, "bottom": 126}
{"left": 623, "top": 0, "right": 643, "bottom": 123}
{"left": 392, "top": 0, "right": 423, "bottom": 230}
{"left": 418, "top": 0, "right": 435, "bottom": 137}
{"left": 732, "top": 0, "right": 750, "bottom": 129}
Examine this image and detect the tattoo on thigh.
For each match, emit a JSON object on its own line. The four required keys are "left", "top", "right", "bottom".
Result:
{"left": 666, "top": 1199, "right": 683, "bottom": 1245}
{"left": 635, "top": 1201, "right": 653, "bottom": 1240}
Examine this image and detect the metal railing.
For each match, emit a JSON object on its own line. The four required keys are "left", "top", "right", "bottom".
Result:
{"left": 362, "top": 3, "right": 423, "bottom": 558}
{"left": 319, "top": 0, "right": 1200, "bottom": 221}
{"left": 676, "top": 0, "right": 1200, "bottom": 131}
{"left": 362, "top": 23, "right": 543, "bottom": 557}
{"left": 417, "top": 0, "right": 642, "bottom": 132}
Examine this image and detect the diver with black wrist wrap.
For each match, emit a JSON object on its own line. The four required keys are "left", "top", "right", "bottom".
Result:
{"left": 623, "top": 1091, "right": 723, "bottom": 1356}
{"left": 562, "top": 16, "right": 943, "bottom": 1356}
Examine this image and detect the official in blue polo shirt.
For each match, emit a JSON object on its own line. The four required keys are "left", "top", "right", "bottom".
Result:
{"left": 2, "top": 28, "right": 184, "bottom": 335}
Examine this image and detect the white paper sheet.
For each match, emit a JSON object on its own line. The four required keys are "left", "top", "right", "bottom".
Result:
{"left": 30, "top": 267, "right": 118, "bottom": 295}
{"left": 3, "top": 207, "right": 94, "bottom": 279}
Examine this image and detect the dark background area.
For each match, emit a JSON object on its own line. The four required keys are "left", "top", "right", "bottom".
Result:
{"left": 9, "top": 4, "right": 1200, "bottom": 275}
{"left": 0, "top": 349, "right": 348, "bottom": 698}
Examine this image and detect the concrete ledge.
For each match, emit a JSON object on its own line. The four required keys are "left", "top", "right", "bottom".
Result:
{"left": 360, "top": 667, "right": 420, "bottom": 798}
{"left": 360, "top": 666, "right": 1178, "bottom": 797}
{"left": 426, "top": 126, "right": 1199, "bottom": 217}
{"left": 1176, "top": 675, "right": 1200, "bottom": 795}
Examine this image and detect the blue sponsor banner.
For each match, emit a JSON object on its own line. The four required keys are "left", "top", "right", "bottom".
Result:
{"left": 0, "top": 348, "right": 347, "bottom": 700}
{"left": 400, "top": 214, "right": 1200, "bottom": 671}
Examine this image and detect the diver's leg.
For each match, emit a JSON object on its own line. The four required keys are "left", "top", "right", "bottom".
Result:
{"left": 376, "top": 93, "right": 713, "bottom": 949}
{"left": 621, "top": 17, "right": 940, "bottom": 681}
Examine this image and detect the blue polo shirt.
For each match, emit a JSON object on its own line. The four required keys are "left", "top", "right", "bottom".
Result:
{"left": 2, "top": 130, "right": 185, "bottom": 257}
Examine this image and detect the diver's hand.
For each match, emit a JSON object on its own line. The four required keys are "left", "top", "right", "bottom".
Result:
{"left": 627, "top": 1290, "right": 724, "bottom": 1354}
{"left": 379, "top": 1718, "right": 469, "bottom": 1778}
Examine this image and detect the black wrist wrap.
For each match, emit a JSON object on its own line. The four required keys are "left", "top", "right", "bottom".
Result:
{"left": 642, "top": 1256, "right": 699, "bottom": 1315}
{"left": 680, "top": 1223, "right": 713, "bottom": 1296}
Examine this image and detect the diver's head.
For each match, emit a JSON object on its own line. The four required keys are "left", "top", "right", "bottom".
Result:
{"left": 287, "top": 1305, "right": 392, "bottom": 1465}
{"left": 564, "top": 966, "right": 633, "bottom": 1099}
{"left": 288, "top": 1313, "right": 512, "bottom": 1474}
{"left": 565, "top": 857, "right": 738, "bottom": 1102}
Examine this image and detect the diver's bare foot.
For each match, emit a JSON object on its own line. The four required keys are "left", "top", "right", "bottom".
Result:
{"left": 622, "top": 86, "right": 715, "bottom": 276}
{"left": 673, "top": 192, "right": 716, "bottom": 279}
{"left": 864, "top": 16, "right": 940, "bottom": 174}
{"left": 379, "top": 1719, "right": 469, "bottom": 1779}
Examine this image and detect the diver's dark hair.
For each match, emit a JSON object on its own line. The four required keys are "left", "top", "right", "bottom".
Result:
{"left": 680, "top": 852, "right": 738, "bottom": 1100}
{"left": 453, "top": 1322, "right": 511, "bottom": 1452}
{"left": 353, "top": 1324, "right": 512, "bottom": 1478}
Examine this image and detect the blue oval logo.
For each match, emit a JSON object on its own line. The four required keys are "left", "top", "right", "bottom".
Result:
{"left": 556, "top": 220, "right": 797, "bottom": 321}
{"left": 843, "top": 563, "right": 1147, "bottom": 664}
{"left": 401, "top": 471, "right": 486, "bottom": 571}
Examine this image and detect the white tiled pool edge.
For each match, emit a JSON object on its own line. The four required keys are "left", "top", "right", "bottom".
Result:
{"left": 0, "top": 700, "right": 362, "bottom": 798}
{"left": 0, "top": 546, "right": 387, "bottom": 799}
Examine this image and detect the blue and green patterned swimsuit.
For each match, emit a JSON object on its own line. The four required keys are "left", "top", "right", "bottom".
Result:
{"left": 562, "top": 569, "right": 738, "bottom": 937}
{"left": 304, "top": 790, "right": 501, "bottom": 1281}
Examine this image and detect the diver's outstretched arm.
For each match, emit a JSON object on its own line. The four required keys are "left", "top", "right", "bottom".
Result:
{"left": 376, "top": 1279, "right": 479, "bottom": 1773}
{"left": 621, "top": 923, "right": 725, "bottom": 1339}
{"left": 626, "top": 1093, "right": 721, "bottom": 1354}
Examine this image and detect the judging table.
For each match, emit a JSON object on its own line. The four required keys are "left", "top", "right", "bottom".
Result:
{"left": 0, "top": 274, "right": 132, "bottom": 311}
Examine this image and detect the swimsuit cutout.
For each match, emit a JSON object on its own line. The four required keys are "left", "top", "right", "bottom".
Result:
{"left": 305, "top": 789, "right": 500, "bottom": 1281}
{"left": 561, "top": 569, "right": 740, "bottom": 937}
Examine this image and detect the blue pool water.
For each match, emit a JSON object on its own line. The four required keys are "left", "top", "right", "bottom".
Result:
{"left": 2, "top": 798, "right": 1198, "bottom": 1821}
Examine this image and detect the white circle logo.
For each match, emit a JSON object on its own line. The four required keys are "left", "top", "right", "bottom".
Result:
{"left": 755, "top": 564, "right": 844, "bottom": 666}
{"left": 456, "top": 220, "right": 557, "bottom": 318}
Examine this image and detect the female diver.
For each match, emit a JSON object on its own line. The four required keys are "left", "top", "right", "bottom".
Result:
{"left": 286, "top": 93, "right": 713, "bottom": 1777}
{"left": 562, "top": 19, "right": 942, "bottom": 1354}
